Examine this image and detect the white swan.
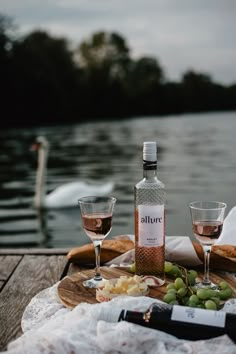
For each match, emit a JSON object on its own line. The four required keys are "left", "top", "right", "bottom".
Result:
{"left": 33, "top": 136, "right": 114, "bottom": 209}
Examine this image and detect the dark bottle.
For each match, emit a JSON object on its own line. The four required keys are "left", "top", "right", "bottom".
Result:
{"left": 98, "top": 302, "right": 236, "bottom": 343}
{"left": 120, "top": 303, "right": 236, "bottom": 342}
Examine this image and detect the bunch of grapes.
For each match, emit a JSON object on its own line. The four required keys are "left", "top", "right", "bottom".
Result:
{"left": 164, "top": 261, "right": 233, "bottom": 310}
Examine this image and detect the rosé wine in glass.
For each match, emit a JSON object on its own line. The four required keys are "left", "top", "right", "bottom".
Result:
{"left": 82, "top": 213, "right": 112, "bottom": 240}
{"left": 192, "top": 220, "right": 223, "bottom": 245}
{"left": 78, "top": 196, "right": 116, "bottom": 288}
{"left": 189, "top": 201, "right": 226, "bottom": 288}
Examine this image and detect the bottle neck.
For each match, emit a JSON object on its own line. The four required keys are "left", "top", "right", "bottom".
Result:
{"left": 143, "top": 160, "right": 157, "bottom": 179}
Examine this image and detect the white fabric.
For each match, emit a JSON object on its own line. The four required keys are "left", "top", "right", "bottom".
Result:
{"left": 166, "top": 236, "right": 202, "bottom": 266}
{"left": 216, "top": 206, "right": 236, "bottom": 245}
{"left": 5, "top": 286, "right": 236, "bottom": 354}
{"left": 107, "top": 236, "right": 202, "bottom": 267}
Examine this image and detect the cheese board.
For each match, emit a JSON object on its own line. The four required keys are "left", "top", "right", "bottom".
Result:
{"left": 57, "top": 266, "right": 236, "bottom": 309}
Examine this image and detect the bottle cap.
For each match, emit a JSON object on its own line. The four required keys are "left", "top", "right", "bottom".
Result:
{"left": 143, "top": 142, "right": 157, "bottom": 162}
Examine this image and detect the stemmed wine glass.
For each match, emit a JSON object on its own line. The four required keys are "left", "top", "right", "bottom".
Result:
{"left": 189, "top": 201, "right": 227, "bottom": 288}
{"left": 78, "top": 196, "right": 116, "bottom": 288}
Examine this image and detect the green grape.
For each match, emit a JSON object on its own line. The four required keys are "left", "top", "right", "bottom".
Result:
{"left": 225, "top": 287, "right": 233, "bottom": 297}
{"left": 130, "top": 263, "right": 136, "bottom": 273}
{"left": 205, "top": 300, "right": 217, "bottom": 310}
{"left": 163, "top": 263, "right": 232, "bottom": 311}
{"left": 188, "top": 270, "right": 198, "bottom": 278}
{"left": 219, "top": 288, "right": 233, "bottom": 300}
{"left": 219, "top": 281, "right": 229, "bottom": 290}
{"left": 175, "top": 277, "right": 185, "bottom": 290}
{"left": 164, "top": 261, "right": 173, "bottom": 273}
{"left": 170, "top": 265, "right": 182, "bottom": 277}
{"left": 211, "top": 297, "right": 220, "bottom": 308}
{"left": 196, "top": 289, "right": 209, "bottom": 300}
{"left": 166, "top": 283, "right": 176, "bottom": 291}
{"left": 177, "top": 287, "right": 187, "bottom": 297}
{"left": 218, "top": 290, "right": 227, "bottom": 300}
{"left": 189, "top": 294, "right": 199, "bottom": 305}
{"left": 163, "top": 292, "right": 176, "bottom": 303}
{"left": 187, "top": 274, "right": 196, "bottom": 286}
{"left": 206, "top": 289, "right": 218, "bottom": 298}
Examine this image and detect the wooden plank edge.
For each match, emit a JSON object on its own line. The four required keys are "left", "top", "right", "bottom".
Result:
{"left": 0, "top": 248, "right": 70, "bottom": 255}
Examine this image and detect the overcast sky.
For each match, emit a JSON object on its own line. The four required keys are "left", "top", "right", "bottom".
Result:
{"left": 1, "top": 0, "right": 236, "bottom": 84}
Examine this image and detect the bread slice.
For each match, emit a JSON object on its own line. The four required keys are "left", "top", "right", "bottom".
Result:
{"left": 212, "top": 244, "right": 236, "bottom": 262}
{"left": 67, "top": 239, "right": 134, "bottom": 265}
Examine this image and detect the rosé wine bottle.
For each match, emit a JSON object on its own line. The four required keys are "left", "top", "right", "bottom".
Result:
{"left": 135, "top": 142, "right": 165, "bottom": 284}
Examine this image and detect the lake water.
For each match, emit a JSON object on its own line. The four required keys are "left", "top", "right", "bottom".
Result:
{"left": 0, "top": 111, "right": 236, "bottom": 248}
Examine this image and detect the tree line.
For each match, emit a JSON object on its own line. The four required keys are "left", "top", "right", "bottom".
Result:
{"left": 1, "top": 13, "right": 236, "bottom": 127}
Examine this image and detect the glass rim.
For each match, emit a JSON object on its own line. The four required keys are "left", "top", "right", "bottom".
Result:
{"left": 189, "top": 201, "right": 227, "bottom": 211}
{"left": 78, "top": 196, "right": 116, "bottom": 204}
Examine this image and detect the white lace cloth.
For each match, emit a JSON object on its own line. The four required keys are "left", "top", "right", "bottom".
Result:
{"left": 3, "top": 282, "right": 236, "bottom": 354}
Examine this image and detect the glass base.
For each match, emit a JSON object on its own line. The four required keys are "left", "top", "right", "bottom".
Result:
{"left": 195, "top": 280, "right": 218, "bottom": 290}
{"left": 83, "top": 276, "right": 104, "bottom": 288}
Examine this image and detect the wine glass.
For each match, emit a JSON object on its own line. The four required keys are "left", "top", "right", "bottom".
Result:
{"left": 189, "top": 201, "right": 227, "bottom": 288}
{"left": 78, "top": 196, "right": 116, "bottom": 288}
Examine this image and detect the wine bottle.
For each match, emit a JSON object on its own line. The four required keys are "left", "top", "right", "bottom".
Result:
{"left": 97, "top": 302, "right": 236, "bottom": 343}
{"left": 135, "top": 142, "right": 165, "bottom": 282}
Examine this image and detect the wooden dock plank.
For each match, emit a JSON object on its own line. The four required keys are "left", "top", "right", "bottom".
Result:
{"left": 0, "top": 255, "right": 22, "bottom": 282}
{"left": 67, "top": 261, "right": 82, "bottom": 276}
{"left": 0, "top": 248, "right": 70, "bottom": 255}
{"left": 0, "top": 254, "right": 68, "bottom": 351}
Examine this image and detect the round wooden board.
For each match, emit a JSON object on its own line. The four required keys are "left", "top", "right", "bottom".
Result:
{"left": 57, "top": 266, "right": 236, "bottom": 309}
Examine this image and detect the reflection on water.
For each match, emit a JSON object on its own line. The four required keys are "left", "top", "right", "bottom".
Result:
{"left": 0, "top": 111, "right": 236, "bottom": 248}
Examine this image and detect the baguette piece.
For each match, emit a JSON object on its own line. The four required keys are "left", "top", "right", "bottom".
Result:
{"left": 67, "top": 237, "right": 236, "bottom": 272}
{"left": 212, "top": 244, "right": 236, "bottom": 262}
{"left": 192, "top": 242, "right": 236, "bottom": 272}
{"left": 67, "top": 239, "right": 134, "bottom": 265}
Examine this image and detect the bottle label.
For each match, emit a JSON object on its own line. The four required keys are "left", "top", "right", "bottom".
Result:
{"left": 138, "top": 205, "right": 164, "bottom": 247}
{"left": 171, "top": 305, "right": 226, "bottom": 328}
{"left": 97, "top": 307, "right": 125, "bottom": 323}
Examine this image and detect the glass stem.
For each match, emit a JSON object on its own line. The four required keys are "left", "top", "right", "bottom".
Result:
{"left": 93, "top": 240, "right": 102, "bottom": 281}
{"left": 202, "top": 245, "right": 212, "bottom": 285}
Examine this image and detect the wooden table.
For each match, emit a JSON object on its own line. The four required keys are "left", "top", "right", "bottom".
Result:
{"left": 0, "top": 249, "right": 75, "bottom": 351}
{"left": 0, "top": 249, "right": 235, "bottom": 351}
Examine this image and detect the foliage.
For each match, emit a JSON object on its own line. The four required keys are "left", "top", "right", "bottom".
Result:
{"left": 0, "top": 13, "right": 236, "bottom": 127}
{"left": 10, "top": 30, "right": 80, "bottom": 121}
{"left": 0, "top": 13, "right": 16, "bottom": 58}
